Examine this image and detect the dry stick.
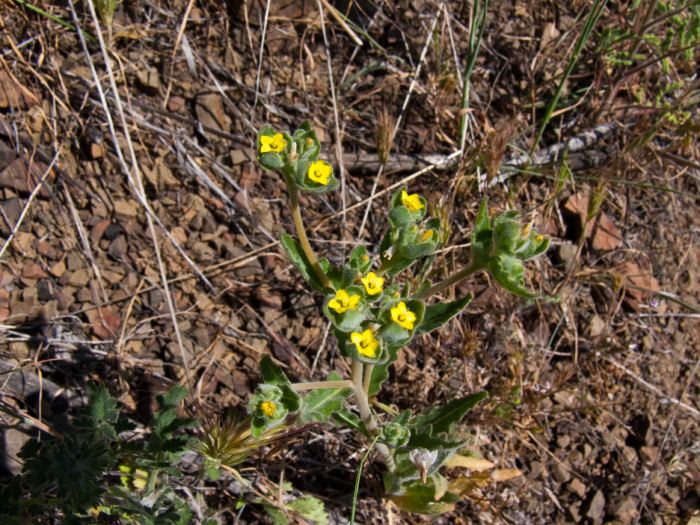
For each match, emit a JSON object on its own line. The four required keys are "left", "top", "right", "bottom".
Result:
{"left": 71, "top": 0, "right": 192, "bottom": 388}
{"left": 357, "top": 7, "right": 443, "bottom": 238}
{"left": 62, "top": 185, "right": 109, "bottom": 305}
{"left": 250, "top": 0, "right": 271, "bottom": 120}
{"left": 0, "top": 152, "right": 57, "bottom": 260}
{"left": 604, "top": 355, "right": 700, "bottom": 419}
{"left": 163, "top": 0, "right": 196, "bottom": 108}
{"left": 318, "top": 0, "right": 363, "bottom": 46}
{"left": 317, "top": 0, "right": 348, "bottom": 242}
{"left": 284, "top": 175, "right": 331, "bottom": 289}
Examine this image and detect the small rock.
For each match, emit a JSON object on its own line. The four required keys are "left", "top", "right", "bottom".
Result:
{"left": 91, "top": 219, "right": 112, "bottom": 244}
{"left": 195, "top": 93, "right": 231, "bottom": 134}
{"left": 22, "top": 261, "right": 48, "bottom": 280}
{"left": 104, "top": 223, "right": 124, "bottom": 241}
{"left": 557, "top": 242, "right": 578, "bottom": 269}
{"left": 35, "top": 240, "right": 57, "bottom": 259}
{"left": 109, "top": 235, "right": 128, "bottom": 258}
{"left": 88, "top": 306, "right": 121, "bottom": 339}
{"left": 230, "top": 149, "right": 249, "bottom": 165}
{"left": 586, "top": 490, "right": 605, "bottom": 523}
{"left": 136, "top": 66, "right": 161, "bottom": 93}
{"left": 614, "top": 497, "right": 639, "bottom": 522}
{"left": 167, "top": 96, "right": 186, "bottom": 113}
{"left": 0, "top": 198, "right": 21, "bottom": 234}
{"left": 114, "top": 199, "right": 138, "bottom": 218}
{"left": 592, "top": 212, "right": 623, "bottom": 251}
{"left": 89, "top": 142, "right": 105, "bottom": 159}
{"left": 569, "top": 478, "right": 586, "bottom": 498}
{"left": 49, "top": 259, "right": 66, "bottom": 278}
{"left": 68, "top": 269, "right": 91, "bottom": 287}
{"left": 588, "top": 315, "right": 606, "bottom": 337}
{"left": 171, "top": 226, "right": 188, "bottom": 245}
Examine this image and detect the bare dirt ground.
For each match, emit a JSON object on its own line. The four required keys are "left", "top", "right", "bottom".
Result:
{"left": 1, "top": 0, "right": 699, "bottom": 523}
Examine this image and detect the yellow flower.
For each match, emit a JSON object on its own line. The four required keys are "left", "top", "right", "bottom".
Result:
{"left": 350, "top": 329, "right": 379, "bottom": 358}
{"left": 535, "top": 234, "right": 544, "bottom": 243}
{"left": 260, "top": 133, "right": 287, "bottom": 153}
{"left": 390, "top": 301, "right": 417, "bottom": 330}
{"left": 401, "top": 190, "right": 424, "bottom": 212}
{"left": 420, "top": 230, "right": 433, "bottom": 242}
{"left": 133, "top": 469, "right": 149, "bottom": 490}
{"left": 521, "top": 223, "right": 532, "bottom": 237}
{"left": 361, "top": 272, "right": 384, "bottom": 296}
{"left": 328, "top": 289, "right": 361, "bottom": 314}
{"left": 308, "top": 160, "right": 332, "bottom": 185}
{"left": 260, "top": 400, "right": 276, "bottom": 417}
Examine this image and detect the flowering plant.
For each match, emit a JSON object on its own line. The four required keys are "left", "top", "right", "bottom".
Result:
{"left": 250, "top": 122, "right": 549, "bottom": 514}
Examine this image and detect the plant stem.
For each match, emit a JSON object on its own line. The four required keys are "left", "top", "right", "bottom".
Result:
{"left": 362, "top": 363, "right": 374, "bottom": 397}
{"left": 290, "top": 380, "right": 355, "bottom": 392}
{"left": 417, "top": 262, "right": 480, "bottom": 300}
{"left": 351, "top": 360, "right": 395, "bottom": 471}
{"left": 284, "top": 174, "right": 331, "bottom": 288}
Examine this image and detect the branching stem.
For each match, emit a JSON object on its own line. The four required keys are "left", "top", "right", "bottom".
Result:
{"left": 284, "top": 174, "right": 331, "bottom": 288}
{"left": 290, "top": 380, "right": 355, "bottom": 392}
{"left": 352, "top": 360, "right": 395, "bottom": 471}
{"left": 417, "top": 262, "right": 480, "bottom": 300}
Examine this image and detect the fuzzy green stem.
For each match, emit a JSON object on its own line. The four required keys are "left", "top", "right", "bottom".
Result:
{"left": 290, "top": 380, "right": 355, "bottom": 392}
{"left": 352, "top": 360, "right": 395, "bottom": 471}
{"left": 284, "top": 175, "right": 331, "bottom": 288}
{"left": 417, "top": 262, "right": 481, "bottom": 300}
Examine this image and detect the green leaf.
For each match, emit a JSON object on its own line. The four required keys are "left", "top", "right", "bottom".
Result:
{"left": 388, "top": 481, "right": 459, "bottom": 515}
{"left": 349, "top": 245, "right": 372, "bottom": 273}
{"left": 287, "top": 496, "right": 329, "bottom": 525}
{"left": 389, "top": 206, "right": 413, "bottom": 227}
{"left": 263, "top": 504, "right": 289, "bottom": 525}
{"left": 493, "top": 215, "right": 521, "bottom": 255}
{"left": 417, "top": 293, "right": 474, "bottom": 334}
{"left": 280, "top": 232, "right": 327, "bottom": 291}
{"left": 332, "top": 407, "right": 367, "bottom": 436}
{"left": 471, "top": 199, "right": 493, "bottom": 267}
{"left": 488, "top": 255, "right": 537, "bottom": 298}
{"left": 299, "top": 373, "right": 352, "bottom": 423}
{"left": 325, "top": 264, "right": 358, "bottom": 290}
{"left": 157, "top": 384, "right": 188, "bottom": 409}
{"left": 413, "top": 391, "right": 488, "bottom": 435}
{"left": 368, "top": 363, "right": 390, "bottom": 397}
{"left": 260, "top": 355, "right": 291, "bottom": 386}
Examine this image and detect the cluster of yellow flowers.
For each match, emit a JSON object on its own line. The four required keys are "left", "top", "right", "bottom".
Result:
{"left": 326, "top": 268, "right": 418, "bottom": 359}
{"left": 259, "top": 132, "right": 333, "bottom": 186}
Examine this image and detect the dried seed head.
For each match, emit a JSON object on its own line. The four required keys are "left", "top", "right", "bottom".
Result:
{"left": 376, "top": 107, "right": 396, "bottom": 166}
{"left": 482, "top": 119, "right": 518, "bottom": 183}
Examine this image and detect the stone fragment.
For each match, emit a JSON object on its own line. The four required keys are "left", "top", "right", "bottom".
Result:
{"left": 114, "top": 199, "right": 138, "bottom": 218}
{"left": 22, "top": 261, "right": 47, "bottom": 280}
{"left": 195, "top": 93, "right": 231, "bottom": 133}
{"left": 586, "top": 490, "right": 605, "bottom": 523}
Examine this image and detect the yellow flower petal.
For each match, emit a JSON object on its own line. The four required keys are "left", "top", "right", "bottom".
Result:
{"left": 350, "top": 328, "right": 379, "bottom": 358}
{"left": 308, "top": 160, "right": 332, "bottom": 185}
{"left": 328, "top": 289, "right": 361, "bottom": 313}
{"left": 260, "top": 400, "right": 276, "bottom": 417}
{"left": 390, "top": 301, "right": 417, "bottom": 330}
{"left": 361, "top": 272, "right": 384, "bottom": 296}
{"left": 260, "top": 133, "right": 287, "bottom": 153}
{"left": 421, "top": 230, "right": 433, "bottom": 242}
{"left": 401, "top": 190, "right": 424, "bottom": 212}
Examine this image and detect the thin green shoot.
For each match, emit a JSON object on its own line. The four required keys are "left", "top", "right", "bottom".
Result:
{"left": 458, "top": 0, "right": 490, "bottom": 152}
{"left": 531, "top": 0, "right": 609, "bottom": 153}
{"left": 350, "top": 435, "right": 379, "bottom": 524}
{"left": 12, "top": 0, "right": 96, "bottom": 43}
